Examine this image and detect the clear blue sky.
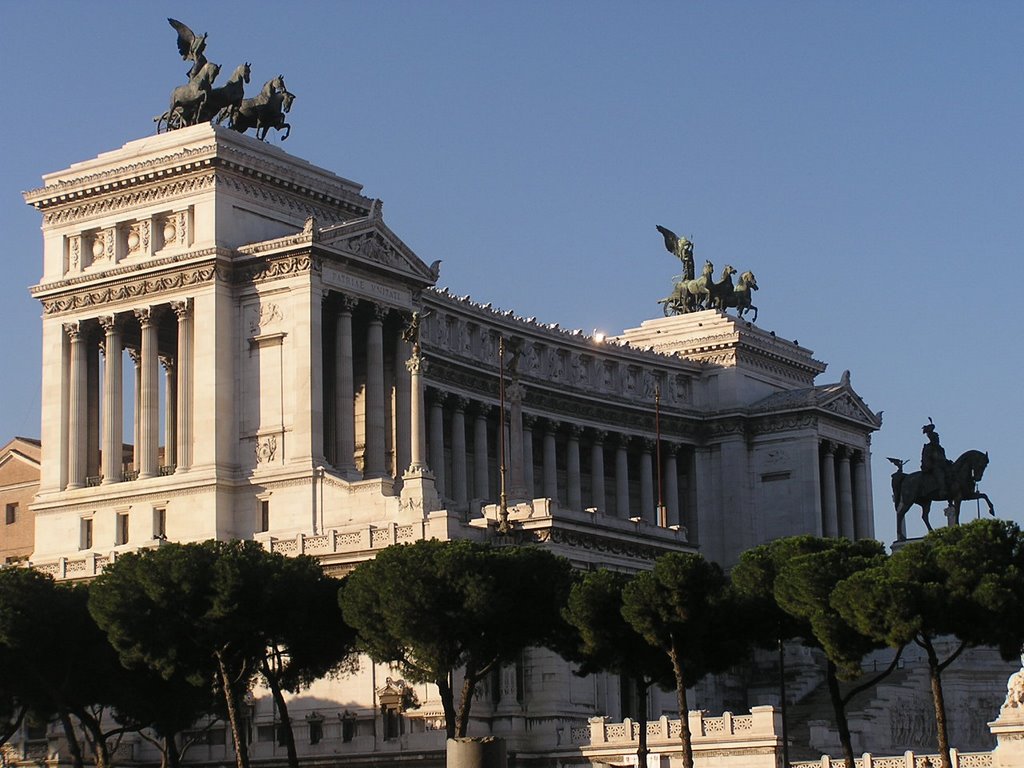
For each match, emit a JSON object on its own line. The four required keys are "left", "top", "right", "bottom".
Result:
{"left": 2, "top": 2, "right": 1021, "bottom": 545}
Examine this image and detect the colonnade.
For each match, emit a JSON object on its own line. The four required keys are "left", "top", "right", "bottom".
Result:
{"left": 423, "top": 387, "right": 690, "bottom": 526}
{"left": 819, "top": 439, "right": 871, "bottom": 539}
{"left": 60, "top": 299, "right": 193, "bottom": 490}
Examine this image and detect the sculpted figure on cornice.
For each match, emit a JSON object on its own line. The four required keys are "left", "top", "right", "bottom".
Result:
{"left": 156, "top": 18, "right": 295, "bottom": 141}
{"left": 655, "top": 223, "right": 761, "bottom": 322}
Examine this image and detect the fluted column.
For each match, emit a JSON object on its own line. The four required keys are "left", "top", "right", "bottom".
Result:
{"left": 566, "top": 425, "right": 582, "bottom": 511}
{"left": 395, "top": 333, "right": 413, "bottom": 478}
{"left": 428, "top": 391, "right": 447, "bottom": 499}
{"left": 405, "top": 351, "right": 427, "bottom": 473}
{"left": 640, "top": 439, "right": 655, "bottom": 524}
{"left": 171, "top": 299, "right": 192, "bottom": 473}
{"left": 821, "top": 441, "right": 838, "bottom": 537}
{"left": 522, "top": 414, "right": 536, "bottom": 499}
{"left": 837, "top": 446, "right": 855, "bottom": 539}
{"left": 364, "top": 304, "right": 387, "bottom": 477}
{"left": 128, "top": 348, "right": 141, "bottom": 474}
{"left": 451, "top": 397, "right": 468, "bottom": 507}
{"left": 853, "top": 450, "right": 871, "bottom": 539}
{"left": 99, "top": 316, "right": 122, "bottom": 485}
{"left": 664, "top": 443, "right": 680, "bottom": 527}
{"left": 615, "top": 436, "right": 630, "bottom": 518}
{"left": 507, "top": 381, "right": 527, "bottom": 499}
{"left": 161, "top": 356, "right": 176, "bottom": 470}
{"left": 543, "top": 421, "right": 558, "bottom": 502}
{"left": 86, "top": 339, "right": 100, "bottom": 480}
{"left": 590, "top": 430, "right": 606, "bottom": 512}
{"left": 334, "top": 297, "right": 357, "bottom": 475}
{"left": 135, "top": 307, "right": 159, "bottom": 479}
{"left": 65, "top": 321, "right": 87, "bottom": 490}
{"left": 473, "top": 404, "right": 490, "bottom": 500}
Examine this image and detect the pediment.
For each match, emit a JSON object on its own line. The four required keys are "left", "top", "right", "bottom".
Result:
{"left": 819, "top": 388, "right": 880, "bottom": 427}
{"left": 317, "top": 218, "right": 437, "bottom": 284}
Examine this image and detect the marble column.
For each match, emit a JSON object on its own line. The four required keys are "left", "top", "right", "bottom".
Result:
{"left": 171, "top": 299, "right": 192, "bottom": 473}
{"left": 590, "top": 430, "right": 606, "bottom": 513}
{"left": 664, "top": 443, "right": 680, "bottom": 527}
{"left": 405, "top": 351, "right": 427, "bottom": 473}
{"left": 86, "top": 337, "right": 100, "bottom": 480}
{"left": 507, "top": 381, "right": 527, "bottom": 499}
{"left": 65, "top": 321, "right": 87, "bottom": 490}
{"left": 640, "top": 439, "right": 655, "bottom": 524}
{"left": 522, "top": 414, "right": 536, "bottom": 499}
{"left": 837, "top": 446, "right": 855, "bottom": 539}
{"left": 364, "top": 304, "right": 387, "bottom": 477}
{"left": 334, "top": 297, "right": 357, "bottom": 475}
{"left": 128, "top": 348, "right": 141, "bottom": 474}
{"left": 566, "top": 425, "right": 582, "bottom": 511}
{"left": 473, "top": 404, "right": 490, "bottom": 500}
{"left": 821, "top": 441, "right": 839, "bottom": 537}
{"left": 99, "top": 316, "right": 122, "bottom": 485}
{"left": 135, "top": 307, "right": 159, "bottom": 480}
{"left": 451, "top": 398, "right": 468, "bottom": 507}
{"left": 615, "top": 436, "right": 630, "bottom": 518}
{"left": 395, "top": 333, "right": 413, "bottom": 477}
{"left": 428, "top": 391, "right": 447, "bottom": 499}
{"left": 852, "top": 451, "right": 871, "bottom": 540}
{"left": 161, "top": 356, "right": 176, "bottom": 470}
{"left": 543, "top": 421, "right": 558, "bottom": 502}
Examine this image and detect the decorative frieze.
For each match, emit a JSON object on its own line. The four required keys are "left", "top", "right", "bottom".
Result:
{"left": 39, "top": 264, "right": 219, "bottom": 315}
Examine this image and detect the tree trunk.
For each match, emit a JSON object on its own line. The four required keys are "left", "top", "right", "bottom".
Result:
{"left": 923, "top": 639, "right": 952, "bottom": 768}
{"left": 455, "top": 664, "right": 480, "bottom": 738}
{"left": 825, "top": 659, "right": 855, "bottom": 768}
{"left": 668, "top": 639, "right": 694, "bottom": 768}
{"left": 636, "top": 679, "right": 651, "bottom": 768}
{"left": 262, "top": 658, "right": 299, "bottom": 768}
{"left": 778, "top": 637, "right": 789, "bottom": 768}
{"left": 164, "top": 735, "right": 181, "bottom": 768}
{"left": 436, "top": 673, "right": 458, "bottom": 740}
{"left": 216, "top": 653, "right": 250, "bottom": 768}
{"left": 59, "top": 712, "right": 86, "bottom": 768}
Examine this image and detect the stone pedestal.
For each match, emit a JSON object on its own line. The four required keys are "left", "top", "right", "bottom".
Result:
{"left": 399, "top": 470, "right": 442, "bottom": 522}
{"left": 990, "top": 662, "right": 1024, "bottom": 768}
{"left": 446, "top": 737, "right": 506, "bottom": 768}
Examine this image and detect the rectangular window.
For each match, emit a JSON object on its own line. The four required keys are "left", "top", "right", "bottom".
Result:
{"left": 259, "top": 499, "right": 270, "bottom": 533}
{"left": 5, "top": 503, "right": 17, "bottom": 525}
{"left": 81, "top": 518, "right": 93, "bottom": 550}
{"left": 153, "top": 507, "right": 167, "bottom": 539}
{"left": 116, "top": 512, "right": 130, "bottom": 545}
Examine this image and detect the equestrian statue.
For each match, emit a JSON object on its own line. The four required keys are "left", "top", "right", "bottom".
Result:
{"left": 655, "top": 225, "right": 762, "bottom": 321}
{"left": 155, "top": 18, "right": 295, "bottom": 141}
{"left": 888, "top": 419, "right": 994, "bottom": 541}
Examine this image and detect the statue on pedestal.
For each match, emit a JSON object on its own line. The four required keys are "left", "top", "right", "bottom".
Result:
{"left": 888, "top": 419, "right": 995, "bottom": 540}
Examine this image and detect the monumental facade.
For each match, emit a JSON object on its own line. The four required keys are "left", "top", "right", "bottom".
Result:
{"left": 19, "top": 125, "right": 884, "bottom": 762}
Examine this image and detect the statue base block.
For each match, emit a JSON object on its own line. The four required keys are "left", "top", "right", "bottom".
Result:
{"left": 399, "top": 469, "right": 441, "bottom": 521}
{"left": 990, "top": 709, "right": 1024, "bottom": 768}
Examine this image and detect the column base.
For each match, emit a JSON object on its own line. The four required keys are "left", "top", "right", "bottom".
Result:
{"left": 399, "top": 469, "right": 441, "bottom": 521}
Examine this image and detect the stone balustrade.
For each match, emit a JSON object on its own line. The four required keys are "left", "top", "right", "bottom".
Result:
{"left": 791, "top": 751, "right": 993, "bottom": 768}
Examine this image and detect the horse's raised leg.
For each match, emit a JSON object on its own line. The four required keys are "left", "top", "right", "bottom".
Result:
{"left": 750, "top": 304, "right": 758, "bottom": 324}
{"left": 281, "top": 122, "right": 291, "bottom": 141}
{"left": 979, "top": 493, "right": 995, "bottom": 517}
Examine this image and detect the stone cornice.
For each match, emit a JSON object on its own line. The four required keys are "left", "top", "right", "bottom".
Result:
{"left": 25, "top": 127, "right": 374, "bottom": 221}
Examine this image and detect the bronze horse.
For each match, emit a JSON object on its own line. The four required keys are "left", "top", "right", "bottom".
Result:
{"left": 892, "top": 449, "right": 994, "bottom": 540}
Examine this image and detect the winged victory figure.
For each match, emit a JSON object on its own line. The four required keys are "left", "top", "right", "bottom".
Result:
{"left": 168, "top": 18, "right": 208, "bottom": 80}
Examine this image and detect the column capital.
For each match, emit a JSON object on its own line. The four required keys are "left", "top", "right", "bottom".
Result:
{"left": 126, "top": 347, "right": 141, "bottom": 365}
{"left": 63, "top": 320, "right": 84, "bottom": 341}
{"left": 566, "top": 424, "right": 584, "bottom": 440}
{"left": 661, "top": 440, "right": 680, "bottom": 456}
{"left": 474, "top": 402, "right": 492, "bottom": 419}
{"left": 543, "top": 418, "right": 560, "bottom": 435}
{"left": 134, "top": 306, "right": 156, "bottom": 327}
{"left": 589, "top": 428, "right": 608, "bottom": 445}
{"left": 836, "top": 444, "right": 852, "bottom": 461}
{"left": 370, "top": 303, "right": 389, "bottom": 323}
{"left": 98, "top": 314, "right": 120, "bottom": 333}
{"left": 159, "top": 354, "right": 175, "bottom": 373}
{"left": 522, "top": 413, "right": 538, "bottom": 430}
{"left": 506, "top": 380, "right": 526, "bottom": 404}
{"left": 821, "top": 439, "right": 835, "bottom": 455}
{"left": 170, "top": 298, "right": 193, "bottom": 320}
{"left": 427, "top": 388, "right": 448, "bottom": 408}
{"left": 639, "top": 437, "right": 657, "bottom": 453}
{"left": 406, "top": 353, "right": 428, "bottom": 375}
{"left": 339, "top": 295, "right": 359, "bottom": 313}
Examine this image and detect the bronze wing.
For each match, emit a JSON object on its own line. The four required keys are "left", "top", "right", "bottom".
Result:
{"left": 656, "top": 224, "right": 679, "bottom": 255}
{"left": 168, "top": 18, "right": 202, "bottom": 60}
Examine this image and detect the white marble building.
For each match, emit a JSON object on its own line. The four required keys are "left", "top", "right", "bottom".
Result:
{"left": 20, "top": 124, "right": 885, "bottom": 764}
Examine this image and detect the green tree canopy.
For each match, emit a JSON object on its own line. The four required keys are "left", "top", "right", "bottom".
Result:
{"left": 340, "top": 539, "right": 573, "bottom": 739}
{"left": 621, "top": 552, "right": 747, "bottom": 768}
{"left": 833, "top": 519, "right": 1024, "bottom": 768}
{"left": 563, "top": 569, "right": 674, "bottom": 764}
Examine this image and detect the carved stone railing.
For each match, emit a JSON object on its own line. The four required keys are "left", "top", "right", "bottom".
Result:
{"left": 265, "top": 522, "right": 427, "bottom": 559}
{"left": 790, "top": 751, "right": 993, "bottom": 768}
